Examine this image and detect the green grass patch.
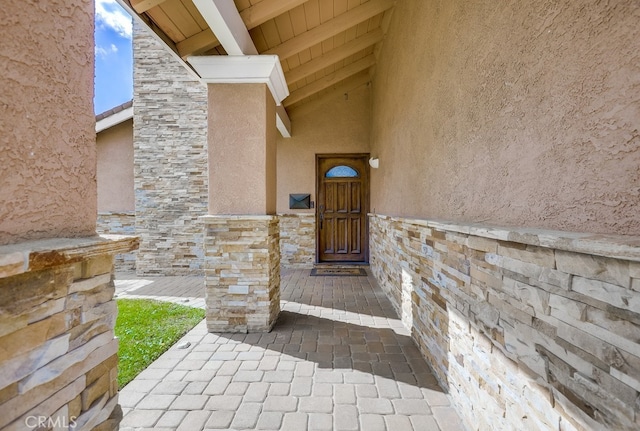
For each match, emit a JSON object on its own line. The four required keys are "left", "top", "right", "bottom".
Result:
{"left": 115, "top": 299, "right": 205, "bottom": 389}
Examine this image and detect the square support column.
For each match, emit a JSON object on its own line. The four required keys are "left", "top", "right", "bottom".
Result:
{"left": 202, "top": 82, "right": 280, "bottom": 332}
{"left": 207, "top": 83, "right": 277, "bottom": 215}
{"left": 203, "top": 215, "right": 280, "bottom": 332}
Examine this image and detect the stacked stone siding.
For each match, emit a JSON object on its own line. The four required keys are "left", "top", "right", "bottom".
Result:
{"left": 203, "top": 215, "right": 280, "bottom": 333}
{"left": 97, "top": 212, "right": 136, "bottom": 271}
{"left": 370, "top": 214, "right": 640, "bottom": 431}
{"left": 279, "top": 214, "right": 315, "bottom": 268}
{"left": 133, "top": 22, "right": 208, "bottom": 276}
{"left": 0, "top": 235, "right": 137, "bottom": 431}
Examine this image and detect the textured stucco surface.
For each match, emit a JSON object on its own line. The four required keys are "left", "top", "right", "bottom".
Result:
{"left": 208, "top": 84, "right": 277, "bottom": 215}
{"left": 0, "top": 0, "right": 96, "bottom": 245}
{"left": 276, "top": 76, "right": 371, "bottom": 214}
{"left": 371, "top": 0, "right": 640, "bottom": 235}
{"left": 97, "top": 119, "right": 134, "bottom": 212}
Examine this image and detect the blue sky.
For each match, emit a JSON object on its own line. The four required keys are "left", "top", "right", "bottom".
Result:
{"left": 94, "top": 0, "right": 133, "bottom": 115}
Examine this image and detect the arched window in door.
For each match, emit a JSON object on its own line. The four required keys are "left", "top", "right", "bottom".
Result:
{"left": 325, "top": 165, "right": 359, "bottom": 178}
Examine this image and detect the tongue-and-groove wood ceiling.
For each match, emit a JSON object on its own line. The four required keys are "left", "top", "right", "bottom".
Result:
{"left": 123, "top": 0, "right": 395, "bottom": 109}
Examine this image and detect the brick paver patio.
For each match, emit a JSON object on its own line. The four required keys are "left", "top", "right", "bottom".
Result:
{"left": 118, "top": 268, "right": 465, "bottom": 431}
{"left": 115, "top": 273, "right": 206, "bottom": 309}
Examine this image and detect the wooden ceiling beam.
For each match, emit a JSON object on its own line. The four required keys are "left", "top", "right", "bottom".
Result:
{"left": 285, "top": 28, "right": 383, "bottom": 85}
{"left": 240, "top": 0, "right": 309, "bottom": 29}
{"left": 283, "top": 54, "right": 375, "bottom": 107}
{"left": 193, "top": 0, "right": 257, "bottom": 55}
{"left": 189, "top": 0, "right": 291, "bottom": 137}
{"left": 131, "top": 0, "right": 168, "bottom": 13}
{"left": 264, "top": 0, "right": 394, "bottom": 61}
{"left": 177, "top": 29, "right": 219, "bottom": 57}
{"left": 116, "top": 0, "right": 202, "bottom": 82}
{"left": 176, "top": 0, "right": 309, "bottom": 58}
{"left": 286, "top": 70, "right": 371, "bottom": 109}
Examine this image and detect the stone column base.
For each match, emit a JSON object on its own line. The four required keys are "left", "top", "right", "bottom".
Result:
{"left": 0, "top": 235, "right": 138, "bottom": 431}
{"left": 202, "top": 215, "right": 280, "bottom": 333}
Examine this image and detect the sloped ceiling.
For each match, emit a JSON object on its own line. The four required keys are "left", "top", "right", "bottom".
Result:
{"left": 121, "top": 0, "right": 395, "bottom": 110}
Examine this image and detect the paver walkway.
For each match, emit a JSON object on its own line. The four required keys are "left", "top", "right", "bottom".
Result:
{"left": 114, "top": 272, "right": 206, "bottom": 309}
{"left": 118, "top": 268, "right": 465, "bottom": 431}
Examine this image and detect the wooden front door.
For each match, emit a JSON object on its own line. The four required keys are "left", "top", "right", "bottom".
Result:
{"left": 316, "top": 154, "right": 369, "bottom": 263}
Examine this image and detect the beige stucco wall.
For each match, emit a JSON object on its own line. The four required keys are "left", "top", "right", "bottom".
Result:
{"left": 97, "top": 119, "right": 134, "bottom": 212}
{"left": 276, "top": 74, "right": 371, "bottom": 214}
{"left": 208, "top": 84, "right": 277, "bottom": 215}
{"left": 370, "top": 0, "right": 640, "bottom": 235}
{"left": 0, "top": 0, "right": 96, "bottom": 245}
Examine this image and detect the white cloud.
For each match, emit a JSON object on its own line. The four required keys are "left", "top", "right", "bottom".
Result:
{"left": 95, "top": 43, "right": 119, "bottom": 58}
{"left": 95, "top": 0, "right": 132, "bottom": 39}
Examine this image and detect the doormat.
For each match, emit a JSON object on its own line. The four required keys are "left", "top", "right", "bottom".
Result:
{"left": 310, "top": 267, "right": 367, "bottom": 276}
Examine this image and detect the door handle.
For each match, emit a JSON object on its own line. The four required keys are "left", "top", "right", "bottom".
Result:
{"left": 319, "top": 205, "right": 324, "bottom": 230}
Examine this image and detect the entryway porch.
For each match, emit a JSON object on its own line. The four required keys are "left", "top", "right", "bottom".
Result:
{"left": 117, "top": 268, "right": 464, "bottom": 430}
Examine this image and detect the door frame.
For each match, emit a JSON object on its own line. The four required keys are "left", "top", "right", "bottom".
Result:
{"left": 315, "top": 153, "right": 370, "bottom": 264}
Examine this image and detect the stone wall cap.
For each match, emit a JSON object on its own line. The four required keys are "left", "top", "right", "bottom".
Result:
{"left": 98, "top": 211, "right": 135, "bottom": 216}
{"left": 369, "top": 213, "right": 640, "bottom": 262}
{"left": 0, "top": 235, "right": 139, "bottom": 279}
{"left": 201, "top": 215, "right": 278, "bottom": 221}
{"left": 277, "top": 213, "right": 314, "bottom": 217}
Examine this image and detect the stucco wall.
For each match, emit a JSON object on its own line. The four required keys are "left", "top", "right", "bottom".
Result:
{"left": 0, "top": 2, "right": 128, "bottom": 430}
{"left": 208, "top": 84, "right": 277, "bottom": 215}
{"left": 276, "top": 75, "right": 371, "bottom": 214}
{"left": 97, "top": 119, "right": 134, "bottom": 212}
{"left": 0, "top": 0, "right": 96, "bottom": 245}
{"left": 276, "top": 77, "right": 371, "bottom": 265}
{"left": 370, "top": 0, "right": 640, "bottom": 235}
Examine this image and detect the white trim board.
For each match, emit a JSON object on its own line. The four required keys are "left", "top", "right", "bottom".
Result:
{"left": 96, "top": 106, "right": 133, "bottom": 133}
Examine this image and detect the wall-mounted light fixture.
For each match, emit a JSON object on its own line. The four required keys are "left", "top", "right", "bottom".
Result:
{"left": 369, "top": 157, "right": 379, "bottom": 169}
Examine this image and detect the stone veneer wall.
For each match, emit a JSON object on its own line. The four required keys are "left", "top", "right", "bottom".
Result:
{"left": 96, "top": 212, "right": 136, "bottom": 272}
{"left": 369, "top": 214, "right": 640, "bottom": 431}
{"left": 0, "top": 235, "right": 137, "bottom": 431}
{"left": 203, "top": 216, "right": 280, "bottom": 333}
{"left": 279, "top": 214, "right": 315, "bottom": 268}
{"left": 133, "top": 22, "right": 208, "bottom": 276}
{"left": 127, "top": 207, "right": 314, "bottom": 274}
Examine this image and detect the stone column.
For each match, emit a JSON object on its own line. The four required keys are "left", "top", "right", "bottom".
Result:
{"left": 202, "top": 215, "right": 279, "bottom": 332}
{"left": 202, "top": 83, "right": 280, "bottom": 333}
{"left": 0, "top": 236, "right": 138, "bottom": 430}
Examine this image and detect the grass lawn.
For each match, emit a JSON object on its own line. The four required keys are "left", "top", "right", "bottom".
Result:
{"left": 115, "top": 299, "right": 205, "bottom": 389}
